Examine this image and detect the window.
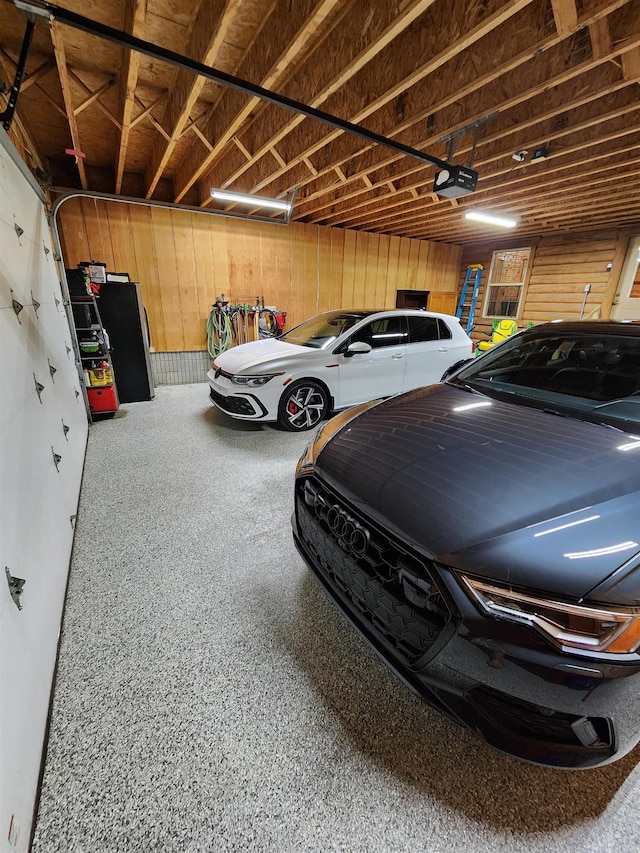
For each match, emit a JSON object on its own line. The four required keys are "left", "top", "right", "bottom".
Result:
{"left": 484, "top": 248, "right": 531, "bottom": 319}
{"left": 407, "top": 316, "right": 439, "bottom": 343}
{"left": 350, "top": 316, "right": 408, "bottom": 348}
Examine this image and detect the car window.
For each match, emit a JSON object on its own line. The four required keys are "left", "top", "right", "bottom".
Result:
{"left": 407, "top": 316, "right": 439, "bottom": 343}
{"left": 437, "top": 318, "right": 453, "bottom": 340}
{"left": 350, "top": 316, "right": 408, "bottom": 348}
{"left": 451, "top": 330, "right": 640, "bottom": 428}
{"left": 282, "top": 311, "right": 372, "bottom": 349}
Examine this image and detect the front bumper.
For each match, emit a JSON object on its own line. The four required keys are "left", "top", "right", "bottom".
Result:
{"left": 207, "top": 367, "right": 277, "bottom": 421}
{"left": 292, "top": 473, "right": 640, "bottom": 768}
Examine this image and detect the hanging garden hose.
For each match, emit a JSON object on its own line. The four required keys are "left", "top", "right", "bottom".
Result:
{"left": 207, "top": 302, "right": 234, "bottom": 358}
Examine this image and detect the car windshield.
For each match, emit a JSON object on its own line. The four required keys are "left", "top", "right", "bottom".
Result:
{"left": 281, "top": 311, "right": 373, "bottom": 349}
{"left": 450, "top": 328, "right": 640, "bottom": 429}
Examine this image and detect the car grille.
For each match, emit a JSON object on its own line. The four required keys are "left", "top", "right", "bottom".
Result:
{"left": 469, "top": 687, "right": 614, "bottom": 752}
{"left": 295, "top": 475, "right": 450, "bottom": 666}
{"left": 209, "top": 387, "right": 254, "bottom": 416}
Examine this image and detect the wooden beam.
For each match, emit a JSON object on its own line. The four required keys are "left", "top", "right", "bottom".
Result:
{"left": 551, "top": 0, "right": 578, "bottom": 35}
{"left": 21, "top": 58, "right": 56, "bottom": 91}
{"left": 130, "top": 92, "right": 166, "bottom": 129}
{"left": 144, "top": 0, "right": 244, "bottom": 198}
{"left": 173, "top": 0, "right": 344, "bottom": 202}
{"left": 197, "top": 0, "right": 532, "bottom": 204}
{"left": 291, "top": 7, "right": 635, "bottom": 226}
{"left": 68, "top": 69, "right": 121, "bottom": 129}
{"left": 589, "top": 17, "right": 613, "bottom": 60}
{"left": 49, "top": 21, "right": 87, "bottom": 188}
{"left": 115, "top": 0, "right": 148, "bottom": 194}
{"left": 74, "top": 78, "right": 116, "bottom": 115}
{"left": 622, "top": 46, "right": 640, "bottom": 81}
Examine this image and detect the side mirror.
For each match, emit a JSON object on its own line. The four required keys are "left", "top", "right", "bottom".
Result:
{"left": 345, "top": 341, "right": 372, "bottom": 358}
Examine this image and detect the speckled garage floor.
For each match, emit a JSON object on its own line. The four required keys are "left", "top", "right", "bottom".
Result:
{"left": 32, "top": 384, "right": 640, "bottom": 853}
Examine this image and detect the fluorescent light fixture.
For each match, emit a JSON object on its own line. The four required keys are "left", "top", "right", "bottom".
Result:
{"left": 210, "top": 189, "right": 292, "bottom": 212}
{"left": 464, "top": 210, "right": 517, "bottom": 228}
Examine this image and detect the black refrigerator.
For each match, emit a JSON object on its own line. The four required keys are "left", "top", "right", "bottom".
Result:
{"left": 98, "top": 273, "right": 154, "bottom": 403}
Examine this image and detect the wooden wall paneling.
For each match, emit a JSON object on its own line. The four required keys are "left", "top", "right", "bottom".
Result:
{"left": 396, "top": 236, "right": 411, "bottom": 293}
{"left": 288, "top": 222, "right": 311, "bottom": 326}
{"left": 374, "top": 234, "right": 390, "bottom": 309}
{"left": 352, "top": 232, "right": 369, "bottom": 308}
{"left": 106, "top": 202, "right": 139, "bottom": 279}
{"left": 428, "top": 292, "right": 458, "bottom": 313}
{"left": 303, "top": 226, "right": 320, "bottom": 321}
{"left": 171, "top": 210, "right": 201, "bottom": 351}
{"left": 260, "top": 221, "right": 280, "bottom": 310}
{"left": 415, "top": 239, "right": 431, "bottom": 292}
{"left": 315, "top": 224, "right": 334, "bottom": 314}
{"left": 406, "top": 238, "right": 420, "bottom": 290}
{"left": 362, "top": 232, "right": 381, "bottom": 309}
{"left": 602, "top": 233, "right": 631, "bottom": 316}
{"left": 191, "top": 213, "right": 216, "bottom": 352}
{"left": 129, "top": 204, "right": 166, "bottom": 351}
{"left": 57, "top": 197, "right": 91, "bottom": 266}
{"left": 273, "top": 226, "right": 293, "bottom": 331}
{"left": 81, "top": 198, "right": 115, "bottom": 269}
{"left": 209, "top": 217, "right": 231, "bottom": 306}
{"left": 384, "top": 235, "right": 401, "bottom": 308}
{"left": 328, "top": 227, "right": 345, "bottom": 312}
{"left": 340, "top": 228, "right": 357, "bottom": 310}
{"left": 150, "top": 206, "right": 183, "bottom": 350}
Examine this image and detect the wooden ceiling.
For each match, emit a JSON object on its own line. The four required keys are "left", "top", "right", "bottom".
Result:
{"left": 2, "top": 0, "right": 640, "bottom": 245}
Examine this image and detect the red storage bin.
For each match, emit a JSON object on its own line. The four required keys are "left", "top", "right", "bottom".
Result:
{"left": 87, "top": 386, "right": 118, "bottom": 413}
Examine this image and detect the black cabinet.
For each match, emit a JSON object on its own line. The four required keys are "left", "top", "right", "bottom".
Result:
{"left": 97, "top": 278, "right": 154, "bottom": 403}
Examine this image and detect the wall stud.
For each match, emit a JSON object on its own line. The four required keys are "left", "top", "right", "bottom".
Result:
{"left": 5, "top": 568, "right": 25, "bottom": 610}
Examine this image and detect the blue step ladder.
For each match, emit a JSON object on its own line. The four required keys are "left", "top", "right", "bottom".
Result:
{"left": 456, "top": 264, "right": 483, "bottom": 333}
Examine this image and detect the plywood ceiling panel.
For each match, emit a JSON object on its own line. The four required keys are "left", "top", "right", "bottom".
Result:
{"left": 1, "top": 0, "right": 640, "bottom": 243}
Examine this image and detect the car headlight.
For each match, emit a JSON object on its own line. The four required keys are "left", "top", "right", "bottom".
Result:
{"left": 460, "top": 575, "right": 640, "bottom": 655}
{"left": 230, "top": 373, "right": 283, "bottom": 387}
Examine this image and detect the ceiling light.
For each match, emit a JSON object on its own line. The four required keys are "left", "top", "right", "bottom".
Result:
{"left": 512, "top": 150, "right": 527, "bottom": 162}
{"left": 210, "top": 189, "right": 292, "bottom": 212}
{"left": 464, "top": 210, "right": 517, "bottom": 228}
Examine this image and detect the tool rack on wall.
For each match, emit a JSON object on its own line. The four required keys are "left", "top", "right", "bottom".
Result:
{"left": 70, "top": 292, "right": 119, "bottom": 419}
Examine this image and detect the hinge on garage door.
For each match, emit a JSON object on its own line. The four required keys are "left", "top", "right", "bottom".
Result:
{"left": 5, "top": 568, "right": 25, "bottom": 610}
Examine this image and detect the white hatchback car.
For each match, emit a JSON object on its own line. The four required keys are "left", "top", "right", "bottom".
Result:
{"left": 207, "top": 309, "right": 473, "bottom": 431}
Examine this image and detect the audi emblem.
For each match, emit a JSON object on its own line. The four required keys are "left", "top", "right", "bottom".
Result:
{"left": 327, "top": 504, "right": 370, "bottom": 556}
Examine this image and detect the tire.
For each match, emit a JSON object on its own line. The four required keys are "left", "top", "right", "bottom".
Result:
{"left": 278, "top": 380, "right": 329, "bottom": 432}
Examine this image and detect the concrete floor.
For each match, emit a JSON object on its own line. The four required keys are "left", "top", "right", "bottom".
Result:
{"left": 32, "top": 384, "right": 640, "bottom": 852}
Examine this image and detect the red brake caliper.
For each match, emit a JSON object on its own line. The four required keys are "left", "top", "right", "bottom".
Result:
{"left": 288, "top": 401, "right": 299, "bottom": 414}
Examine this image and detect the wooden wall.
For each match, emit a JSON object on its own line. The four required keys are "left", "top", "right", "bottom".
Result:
{"left": 57, "top": 197, "right": 462, "bottom": 352}
{"left": 459, "top": 230, "right": 629, "bottom": 343}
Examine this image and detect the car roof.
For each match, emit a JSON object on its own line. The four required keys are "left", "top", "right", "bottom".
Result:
{"left": 524, "top": 320, "right": 640, "bottom": 336}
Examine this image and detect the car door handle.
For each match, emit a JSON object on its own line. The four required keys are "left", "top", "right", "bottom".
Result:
{"left": 392, "top": 353, "right": 404, "bottom": 359}
{"left": 438, "top": 347, "right": 449, "bottom": 352}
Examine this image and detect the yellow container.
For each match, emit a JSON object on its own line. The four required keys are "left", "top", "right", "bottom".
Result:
{"left": 89, "top": 367, "right": 113, "bottom": 387}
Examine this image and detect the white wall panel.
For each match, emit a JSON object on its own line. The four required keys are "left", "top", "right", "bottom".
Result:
{"left": 0, "top": 129, "right": 88, "bottom": 853}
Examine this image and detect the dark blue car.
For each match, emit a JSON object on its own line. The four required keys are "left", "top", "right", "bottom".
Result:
{"left": 292, "top": 320, "right": 640, "bottom": 768}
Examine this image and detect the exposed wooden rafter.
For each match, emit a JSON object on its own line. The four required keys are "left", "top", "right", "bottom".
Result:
{"left": 144, "top": 0, "right": 244, "bottom": 198}
{"left": 49, "top": 20, "right": 87, "bottom": 189}
{"left": 2, "top": 0, "right": 640, "bottom": 243}
{"left": 115, "top": 0, "right": 148, "bottom": 194}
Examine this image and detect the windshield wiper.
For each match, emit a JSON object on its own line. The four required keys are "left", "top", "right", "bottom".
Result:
{"left": 446, "top": 379, "right": 487, "bottom": 395}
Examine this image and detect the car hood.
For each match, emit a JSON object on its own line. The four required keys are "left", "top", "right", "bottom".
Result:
{"left": 213, "top": 338, "right": 316, "bottom": 373}
{"left": 313, "top": 384, "right": 640, "bottom": 600}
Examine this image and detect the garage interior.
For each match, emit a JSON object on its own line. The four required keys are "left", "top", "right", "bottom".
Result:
{"left": 2, "top": 0, "right": 640, "bottom": 850}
